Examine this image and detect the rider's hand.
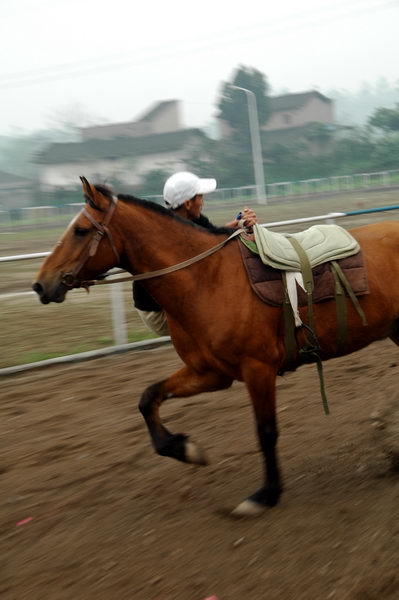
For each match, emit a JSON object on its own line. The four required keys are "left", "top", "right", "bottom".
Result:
{"left": 241, "top": 206, "right": 257, "bottom": 227}
{"left": 225, "top": 207, "right": 258, "bottom": 229}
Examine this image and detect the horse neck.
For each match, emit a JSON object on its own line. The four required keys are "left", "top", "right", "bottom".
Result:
{"left": 115, "top": 200, "right": 226, "bottom": 275}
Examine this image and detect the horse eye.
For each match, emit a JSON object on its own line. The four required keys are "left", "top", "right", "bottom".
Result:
{"left": 74, "top": 227, "right": 90, "bottom": 237}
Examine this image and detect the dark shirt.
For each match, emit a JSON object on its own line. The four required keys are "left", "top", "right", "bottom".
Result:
{"left": 132, "top": 212, "right": 234, "bottom": 312}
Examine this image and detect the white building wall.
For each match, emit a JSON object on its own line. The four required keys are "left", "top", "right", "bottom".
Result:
{"left": 149, "top": 101, "right": 183, "bottom": 134}
{"left": 263, "top": 98, "right": 334, "bottom": 131}
{"left": 39, "top": 141, "right": 200, "bottom": 190}
{"left": 298, "top": 97, "right": 334, "bottom": 125}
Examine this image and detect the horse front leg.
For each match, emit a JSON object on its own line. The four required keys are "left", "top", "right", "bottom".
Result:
{"left": 233, "top": 360, "right": 282, "bottom": 517}
{"left": 139, "top": 366, "right": 232, "bottom": 465}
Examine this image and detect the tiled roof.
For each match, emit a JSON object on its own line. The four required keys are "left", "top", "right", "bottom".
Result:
{"left": 36, "top": 128, "right": 205, "bottom": 164}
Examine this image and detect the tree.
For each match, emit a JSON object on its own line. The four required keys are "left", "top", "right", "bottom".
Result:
{"left": 370, "top": 136, "right": 399, "bottom": 169}
{"left": 46, "top": 102, "right": 106, "bottom": 141}
{"left": 304, "top": 123, "right": 334, "bottom": 145}
{"left": 0, "top": 131, "right": 54, "bottom": 178}
{"left": 215, "top": 66, "right": 270, "bottom": 186}
{"left": 139, "top": 169, "right": 169, "bottom": 197}
{"left": 369, "top": 104, "right": 399, "bottom": 132}
{"left": 218, "top": 65, "right": 270, "bottom": 149}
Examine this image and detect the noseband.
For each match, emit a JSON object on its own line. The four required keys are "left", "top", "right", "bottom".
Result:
{"left": 61, "top": 196, "right": 120, "bottom": 289}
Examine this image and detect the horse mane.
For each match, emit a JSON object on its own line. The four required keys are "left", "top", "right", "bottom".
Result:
{"left": 91, "top": 184, "right": 228, "bottom": 236}
{"left": 115, "top": 190, "right": 228, "bottom": 236}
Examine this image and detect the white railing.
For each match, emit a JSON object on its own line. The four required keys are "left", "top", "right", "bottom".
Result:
{"left": 0, "top": 252, "right": 128, "bottom": 347}
{"left": 1, "top": 170, "right": 399, "bottom": 227}
{"left": 204, "top": 169, "right": 399, "bottom": 205}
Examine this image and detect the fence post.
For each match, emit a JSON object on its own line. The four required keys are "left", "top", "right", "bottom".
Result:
{"left": 110, "top": 282, "right": 128, "bottom": 345}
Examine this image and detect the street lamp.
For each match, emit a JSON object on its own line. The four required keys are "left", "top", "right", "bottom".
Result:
{"left": 229, "top": 85, "right": 267, "bottom": 205}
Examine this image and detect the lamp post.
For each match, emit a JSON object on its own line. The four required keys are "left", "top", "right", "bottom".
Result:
{"left": 229, "top": 85, "right": 267, "bottom": 204}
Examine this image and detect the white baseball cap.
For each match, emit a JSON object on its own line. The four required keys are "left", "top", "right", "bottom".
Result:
{"left": 163, "top": 171, "right": 217, "bottom": 209}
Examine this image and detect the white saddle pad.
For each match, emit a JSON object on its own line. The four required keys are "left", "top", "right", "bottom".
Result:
{"left": 253, "top": 223, "right": 359, "bottom": 271}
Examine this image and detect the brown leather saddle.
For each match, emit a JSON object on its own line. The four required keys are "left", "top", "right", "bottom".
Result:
{"left": 239, "top": 240, "right": 369, "bottom": 307}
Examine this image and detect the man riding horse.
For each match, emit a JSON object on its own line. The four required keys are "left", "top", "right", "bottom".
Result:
{"left": 133, "top": 171, "right": 257, "bottom": 335}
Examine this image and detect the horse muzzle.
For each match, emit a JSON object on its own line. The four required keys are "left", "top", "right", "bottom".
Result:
{"left": 32, "top": 280, "right": 68, "bottom": 304}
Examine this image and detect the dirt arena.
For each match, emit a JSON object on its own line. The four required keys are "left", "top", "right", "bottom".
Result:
{"left": 1, "top": 340, "right": 399, "bottom": 600}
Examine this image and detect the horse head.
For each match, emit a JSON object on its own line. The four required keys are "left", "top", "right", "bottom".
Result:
{"left": 33, "top": 177, "right": 122, "bottom": 304}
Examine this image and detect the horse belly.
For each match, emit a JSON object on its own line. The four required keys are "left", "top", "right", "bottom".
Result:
{"left": 310, "top": 289, "right": 398, "bottom": 359}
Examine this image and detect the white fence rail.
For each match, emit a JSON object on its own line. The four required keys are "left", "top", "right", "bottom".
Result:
{"left": 146, "top": 169, "right": 399, "bottom": 206}
{"left": 1, "top": 170, "right": 399, "bottom": 228}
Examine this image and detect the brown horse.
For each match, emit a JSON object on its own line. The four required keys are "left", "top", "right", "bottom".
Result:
{"left": 33, "top": 179, "right": 399, "bottom": 516}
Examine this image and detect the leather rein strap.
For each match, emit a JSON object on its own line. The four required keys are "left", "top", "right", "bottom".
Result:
{"left": 81, "top": 228, "right": 244, "bottom": 288}
{"left": 62, "top": 196, "right": 244, "bottom": 289}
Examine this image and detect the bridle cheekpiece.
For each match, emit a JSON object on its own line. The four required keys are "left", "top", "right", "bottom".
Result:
{"left": 61, "top": 195, "right": 120, "bottom": 290}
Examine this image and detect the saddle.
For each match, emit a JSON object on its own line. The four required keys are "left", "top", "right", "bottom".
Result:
{"left": 239, "top": 228, "right": 370, "bottom": 385}
{"left": 239, "top": 225, "right": 370, "bottom": 411}
{"left": 252, "top": 223, "right": 360, "bottom": 270}
{"left": 239, "top": 240, "right": 369, "bottom": 308}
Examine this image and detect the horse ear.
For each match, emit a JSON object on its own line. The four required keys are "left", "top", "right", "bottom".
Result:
{"left": 80, "top": 176, "right": 94, "bottom": 201}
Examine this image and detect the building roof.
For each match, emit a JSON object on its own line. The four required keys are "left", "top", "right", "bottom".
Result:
{"left": 79, "top": 100, "right": 180, "bottom": 139}
{"left": 36, "top": 128, "right": 205, "bottom": 165}
{"left": 269, "top": 91, "right": 331, "bottom": 113}
{"left": 136, "top": 99, "right": 178, "bottom": 122}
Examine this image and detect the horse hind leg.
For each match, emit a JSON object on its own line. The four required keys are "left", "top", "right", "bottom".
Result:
{"left": 139, "top": 366, "right": 233, "bottom": 466}
{"left": 232, "top": 360, "right": 282, "bottom": 517}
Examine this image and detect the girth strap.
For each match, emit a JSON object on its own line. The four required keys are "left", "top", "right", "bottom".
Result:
{"left": 283, "top": 236, "right": 329, "bottom": 415}
{"left": 286, "top": 236, "right": 316, "bottom": 336}
{"left": 331, "top": 260, "right": 368, "bottom": 326}
{"left": 281, "top": 272, "right": 297, "bottom": 371}
{"left": 331, "top": 265, "right": 347, "bottom": 354}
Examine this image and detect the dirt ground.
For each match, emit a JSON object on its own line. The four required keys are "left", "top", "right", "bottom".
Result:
{"left": 1, "top": 340, "right": 399, "bottom": 600}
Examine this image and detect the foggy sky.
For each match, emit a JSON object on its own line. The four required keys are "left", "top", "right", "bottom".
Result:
{"left": 1, "top": 0, "right": 398, "bottom": 135}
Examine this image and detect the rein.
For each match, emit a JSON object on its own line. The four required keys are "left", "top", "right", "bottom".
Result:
{"left": 61, "top": 196, "right": 244, "bottom": 289}
{"left": 82, "top": 229, "right": 244, "bottom": 288}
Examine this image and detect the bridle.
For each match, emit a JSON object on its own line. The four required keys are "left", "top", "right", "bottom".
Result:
{"left": 61, "top": 194, "right": 245, "bottom": 290}
{"left": 61, "top": 196, "right": 120, "bottom": 290}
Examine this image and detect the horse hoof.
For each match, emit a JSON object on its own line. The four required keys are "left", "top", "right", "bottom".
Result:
{"left": 185, "top": 441, "right": 208, "bottom": 466}
{"left": 231, "top": 499, "right": 265, "bottom": 518}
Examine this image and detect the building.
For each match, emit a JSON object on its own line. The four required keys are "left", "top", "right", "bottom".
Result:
{"left": 36, "top": 100, "right": 209, "bottom": 191}
{"left": 262, "top": 91, "right": 335, "bottom": 154}
{"left": 264, "top": 91, "right": 334, "bottom": 132}
{"left": 219, "top": 90, "right": 335, "bottom": 153}
{"left": 79, "top": 99, "right": 183, "bottom": 141}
